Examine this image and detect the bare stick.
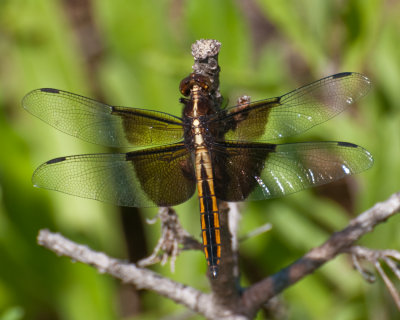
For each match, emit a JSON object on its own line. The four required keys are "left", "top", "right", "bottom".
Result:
{"left": 37, "top": 230, "right": 214, "bottom": 314}
{"left": 37, "top": 228, "right": 253, "bottom": 320}
{"left": 347, "top": 246, "right": 400, "bottom": 310}
{"left": 37, "top": 191, "right": 400, "bottom": 318}
{"left": 137, "top": 207, "right": 201, "bottom": 271}
{"left": 241, "top": 192, "right": 400, "bottom": 310}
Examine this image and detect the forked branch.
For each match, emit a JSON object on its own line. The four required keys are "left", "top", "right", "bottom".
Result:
{"left": 242, "top": 192, "right": 400, "bottom": 311}
{"left": 38, "top": 191, "right": 400, "bottom": 319}
{"left": 348, "top": 246, "right": 400, "bottom": 309}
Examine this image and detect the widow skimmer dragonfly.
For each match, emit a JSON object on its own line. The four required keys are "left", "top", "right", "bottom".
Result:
{"left": 23, "top": 71, "right": 373, "bottom": 278}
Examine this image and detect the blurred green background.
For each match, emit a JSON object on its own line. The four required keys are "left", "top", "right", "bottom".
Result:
{"left": 1, "top": 0, "right": 400, "bottom": 319}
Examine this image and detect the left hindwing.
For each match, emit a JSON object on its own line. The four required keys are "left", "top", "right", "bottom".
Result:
{"left": 32, "top": 143, "right": 196, "bottom": 207}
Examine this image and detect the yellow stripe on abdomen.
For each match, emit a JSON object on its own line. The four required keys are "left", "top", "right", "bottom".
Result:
{"left": 195, "top": 149, "right": 221, "bottom": 278}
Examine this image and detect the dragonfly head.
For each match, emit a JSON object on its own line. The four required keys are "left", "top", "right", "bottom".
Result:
{"left": 179, "top": 73, "right": 211, "bottom": 97}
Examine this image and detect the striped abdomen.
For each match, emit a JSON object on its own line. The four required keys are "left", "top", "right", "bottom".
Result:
{"left": 195, "top": 148, "right": 221, "bottom": 278}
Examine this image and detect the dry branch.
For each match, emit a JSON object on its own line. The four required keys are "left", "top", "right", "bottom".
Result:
{"left": 38, "top": 191, "right": 400, "bottom": 319}
{"left": 242, "top": 192, "right": 400, "bottom": 310}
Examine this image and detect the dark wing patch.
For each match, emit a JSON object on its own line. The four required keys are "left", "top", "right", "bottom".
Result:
{"left": 212, "top": 142, "right": 274, "bottom": 201}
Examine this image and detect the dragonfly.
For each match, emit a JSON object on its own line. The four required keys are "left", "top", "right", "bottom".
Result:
{"left": 23, "top": 71, "right": 373, "bottom": 278}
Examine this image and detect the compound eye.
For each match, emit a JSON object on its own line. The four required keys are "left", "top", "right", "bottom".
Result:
{"left": 179, "top": 77, "right": 191, "bottom": 96}
{"left": 196, "top": 75, "right": 211, "bottom": 92}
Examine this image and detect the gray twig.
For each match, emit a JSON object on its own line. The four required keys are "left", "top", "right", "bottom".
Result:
{"left": 138, "top": 207, "right": 201, "bottom": 271}
{"left": 38, "top": 191, "right": 400, "bottom": 319}
{"left": 347, "top": 246, "right": 400, "bottom": 310}
{"left": 242, "top": 192, "right": 400, "bottom": 311}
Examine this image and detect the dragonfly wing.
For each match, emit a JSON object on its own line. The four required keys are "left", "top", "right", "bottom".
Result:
{"left": 32, "top": 143, "right": 196, "bottom": 207}
{"left": 212, "top": 141, "right": 373, "bottom": 201}
{"left": 23, "top": 88, "right": 184, "bottom": 148}
{"left": 211, "top": 73, "right": 371, "bottom": 142}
